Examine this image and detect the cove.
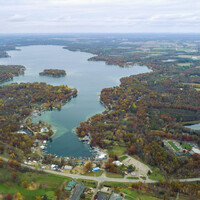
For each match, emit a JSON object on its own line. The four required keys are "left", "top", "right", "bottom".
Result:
{"left": 185, "top": 123, "right": 200, "bottom": 131}
{"left": 0, "top": 45, "right": 151, "bottom": 157}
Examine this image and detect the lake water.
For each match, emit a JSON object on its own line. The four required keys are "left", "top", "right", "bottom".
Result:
{"left": 0, "top": 45, "right": 151, "bottom": 157}
{"left": 185, "top": 123, "right": 200, "bottom": 131}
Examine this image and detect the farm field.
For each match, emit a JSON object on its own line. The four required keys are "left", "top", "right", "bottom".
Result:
{"left": 168, "top": 141, "right": 179, "bottom": 151}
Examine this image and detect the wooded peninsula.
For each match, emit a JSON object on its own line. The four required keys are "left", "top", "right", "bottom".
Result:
{"left": 0, "top": 65, "right": 25, "bottom": 83}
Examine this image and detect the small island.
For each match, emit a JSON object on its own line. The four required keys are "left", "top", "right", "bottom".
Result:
{"left": 39, "top": 69, "right": 66, "bottom": 77}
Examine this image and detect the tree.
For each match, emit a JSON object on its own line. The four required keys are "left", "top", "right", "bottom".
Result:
{"left": 54, "top": 188, "right": 61, "bottom": 199}
{"left": 147, "top": 170, "right": 151, "bottom": 175}
{"left": 85, "top": 162, "right": 92, "bottom": 172}
{"left": 16, "top": 192, "right": 22, "bottom": 200}
{"left": 23, "top": 180, "right": 28, "bottom": 188}
{"left": 12, "top": 172, "right": 18, "bottom": 182}
{"left": 6, "top": 194, "right": 13, "bottom": 200}
{"left": 0, "top": 158, "right": 3, "bottom": 168}
{"left": 163, "top": 193, "right": 167, "bottom": 200}
{"left": 80, "top": 193, "right": 85, "bottom": 199}
{"left": 42, "top": 195, "right": 47, "bottom": 200}
{"left": 128, "top": 145, "right": 136, "bottom": 155}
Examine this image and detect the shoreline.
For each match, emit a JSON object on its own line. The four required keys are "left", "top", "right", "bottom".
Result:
{"left": 24, "top": 88, "right": 77, "bottom": 138}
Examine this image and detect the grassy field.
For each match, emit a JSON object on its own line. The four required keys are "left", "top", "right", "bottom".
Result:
{"left": 125, "top": 196, "right": 134, "bottom": 200}
{"left": 103, "top": 181, "right": 129, "bottom": 188}
{"left": 119, "top": 155, "right": 128, "bottom": 162}
{"left": 127, "top": 177, "right": 139, "bottom": 180}
{"left": 181, "top": 143, "right": 192, "bottom": 150}
{"left": 0, "top": 168, "right": 70, "bottom": 200}
{"left": 85, "top": 193, "right": 93, "bottom": 200}
{"left": 106, "top": 172, "right": 124, "bottom": 178}
{"left": 168, "top": 141, "right": 179, "bottom": 151}
{"left": 148, "top": 169, "right": 164, "bottom": 181}
{"left": 107, "top": 146, "right": 127, "bottom": 156}
{"left": 84, "top": 170, "right": 103, "bottom": 177}
{"left": 122, "top": 188, "right": 161, "bottom": 200}
{"left": 77, "top": 179, "right": 97, "bottom": 188}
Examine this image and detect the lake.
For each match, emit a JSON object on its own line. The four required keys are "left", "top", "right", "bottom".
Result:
{"left": 185, "top": 123, "right": 200, "bottom": 131}
{"left": 0, "top": 45, "right": 151, "bottom": 157}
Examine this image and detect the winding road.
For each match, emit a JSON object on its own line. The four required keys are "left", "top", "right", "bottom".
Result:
{"left": 1, "top": 157, "right": 200, "bottom": 184}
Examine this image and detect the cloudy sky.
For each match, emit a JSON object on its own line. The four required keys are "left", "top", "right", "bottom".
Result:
{"left": 0, "top": 0, "right": 200, "bottom": 33}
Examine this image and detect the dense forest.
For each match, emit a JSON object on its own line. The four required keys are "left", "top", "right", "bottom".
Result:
{"left": 76, "top": 71, "right": 200, "bottom": 178}
{"left": 75, "top": 37, "right": 200, "bottom": 179}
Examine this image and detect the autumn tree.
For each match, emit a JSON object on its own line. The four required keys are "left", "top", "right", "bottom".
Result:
{"left": 23, "top": 180, "right": 28, "bottom": 188}
{"left": 85, "top": 162, "right": 92, "bottom": 172}
{"left": 16, "top": 192, "right": 22, "bottom": 200}
{"left": 11, "top": 172, "right": 18, "bottom": 182}
{"left": 6, "top": 194, "right": 13, "bottom": 200}
{"left": 54, "top": 188, "right": 61, "bottom": 199}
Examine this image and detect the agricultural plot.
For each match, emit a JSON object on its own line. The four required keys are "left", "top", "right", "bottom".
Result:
{"left": 168, "top": 141, "right": 179, "bottom": 151}
{"left": 181, "top": 143, "right": 192, "bottom": 151}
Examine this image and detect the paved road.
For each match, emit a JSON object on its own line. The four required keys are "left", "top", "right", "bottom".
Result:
{"left": 41, "top": 169, "right": 200, "bottom": 183}
{"left": 2, "top": 157, "right": 200, "bottom": 183}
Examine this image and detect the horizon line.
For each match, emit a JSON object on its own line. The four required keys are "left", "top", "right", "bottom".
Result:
{"left": 1, "top": 32, "right": 200, "bottom": 35}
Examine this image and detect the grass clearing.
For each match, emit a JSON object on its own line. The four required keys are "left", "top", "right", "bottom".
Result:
{"left": 148, "top": 168, "right": 164, "bottom": 181}
{"left": 168, "top": 141, "right": 179, "bottom": 151}
{"left": 106, "top": 172, "right": 124, "bottom": 178}
{"left": 107, "top": 146, "right": 127, "bottom": 156}
{"left": 0, "top": 168, "right": 70, "bottom": 200}
{"left": 119, "top": 155, "right": 128, "bottom": 162}
{"left": 127, "top": 177, "right": 139, "bottom": 180}
{"left": 125, "top": 196, "right": 134, "bottom": 200}
{"left": 84, "top": 170, "right": 103, "bottom": 177}
{"left": 122, "top": 188, "right": 160, "bottom": 200}
{"left": 181, "top": 143, "right": 192, "bottom": 150}
{"left": 77, "top": 179, "right": 97, "bottom": 188}
{"left": 85, "top": 193, "right": 93, "bottom": 200}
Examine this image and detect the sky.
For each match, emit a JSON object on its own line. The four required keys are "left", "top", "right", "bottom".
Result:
{"left": 0, "top": 0, "right": 200, "bottom": 33}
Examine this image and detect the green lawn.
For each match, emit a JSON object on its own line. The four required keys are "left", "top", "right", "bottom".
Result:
{"left": 168, "top": 141, "right": 179, "bottom": 151}
{"left": 122, "top": 188, "right": 160, "bottom": 200}
{"left": 107, "top": 146, "right": 127, "bottom": 156}
{"left": 181, "top": 144, "right": 192, "bottom": 150}
{"left": 0, "top": 184, "right": 54, "bottom": 200}
{"left": 125, "top": 196, "right": 134, "bottom": 200}
{"left": 148, "top": 169, "right": 164, "bottom": 181}
{"left": 84, "top": 170, "right": 103, "bottom": 177}
{"left": 0, "top": 168, "right": 70, "bottom": 200}
{"left": 106, "top": 172, "right": 124, "bottom": 178}
{"left": 119, "top": 155, "right": 128, "bottom": 162}
{"left": 85, "top": 193, "right": 93, "bottom": 200}
{"left": 77, "top": 179, "right": 97, "bottom": 188}
{"left": 127, "top": 177, "right": 139, "bottom": 180}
